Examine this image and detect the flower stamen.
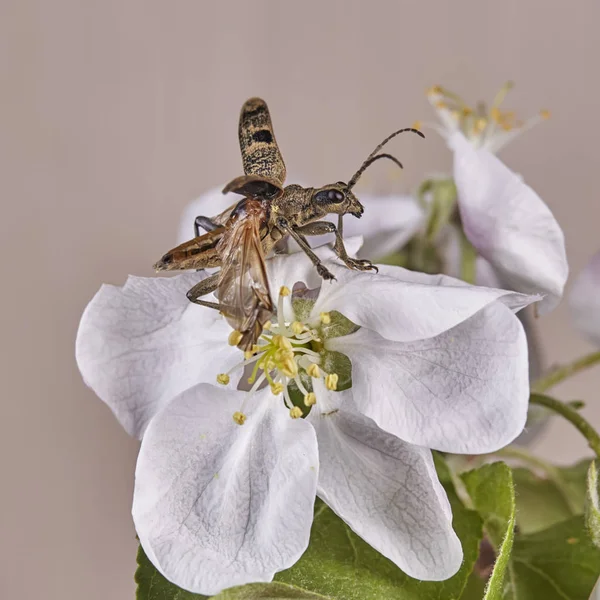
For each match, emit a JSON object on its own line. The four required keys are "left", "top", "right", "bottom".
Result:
{"left": 233, "top": 411, "right": 246, "bottom": 425}
{"left": 221, "top": 286, "right": 345, "bottom": 420}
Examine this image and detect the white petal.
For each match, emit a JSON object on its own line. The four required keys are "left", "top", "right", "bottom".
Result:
{"left": 313, "top": 262, "right": 537, "bottom": 343}
{"left": 450, "top": 131, "right": 568, "bottom": 313}
{"left": 327, "top": 301, "right": 530, "bottom": 453}
{"left": 441, "top": 225, "right": 504, "bottom": 288}
{"left": 266, "top": 237, "right": 363, "bottom": 322}
{"left": 177, "top": 186, "right": 231, "bottom": 243}
{"left": 570, "top": 250, "right": 600, "bottom": 346}
{"left": 133, "top": 384, "right": 319, "bottom": 596}
{"left": 267, "top": 236, "right": 363, "bottom": 293}
{"left": 75, "top": 274, "right": 239, "bottom": 438}
{"left": 309, "top": 387, "right": 462, "bottom": 580}
{"left": 336, "top": 194, "right": 425, "bottom": 259}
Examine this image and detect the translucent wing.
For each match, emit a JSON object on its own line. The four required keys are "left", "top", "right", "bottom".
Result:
{"left": 217, "top": 199, "right": 273, "bottom": 350}
{"left": 238, "top": 97, "right": 287, "bottom": 189}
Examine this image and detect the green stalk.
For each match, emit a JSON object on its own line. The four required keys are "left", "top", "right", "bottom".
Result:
{"left": 459, "top": 231, "right": 477, "bottom": 284}
{"left": 533, "top": 351, "right": 600, "bottom": 393}
{"left": 530, "top": 393, "right": 600, "bottom": 460}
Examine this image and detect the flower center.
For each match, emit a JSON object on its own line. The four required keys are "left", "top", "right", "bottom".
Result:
{"left": 424, "top": 82, "right": 549, "bottom": 152}
{"left": 217, "top": 286, "right": 343, "bottom": 423}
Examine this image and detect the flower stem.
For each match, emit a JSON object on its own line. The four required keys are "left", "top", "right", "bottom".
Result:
{"left": 533, "top": 351, "right": 600, "bottom": 393}
{"left": 459, "top": 231, "right": 477, "bottom": 285}
{"left": 529, "top": 393, "right": 600, "bottom": 460}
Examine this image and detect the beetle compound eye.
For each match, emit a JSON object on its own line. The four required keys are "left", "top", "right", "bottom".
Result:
{"left": 328, "top": 190, "right": 344, "bottom": 203}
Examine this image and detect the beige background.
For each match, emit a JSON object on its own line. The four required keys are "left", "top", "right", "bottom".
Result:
{"left": 2, "top": 1, "right": 600, "bottom": 598}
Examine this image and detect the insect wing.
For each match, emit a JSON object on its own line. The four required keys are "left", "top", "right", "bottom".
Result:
{"left": 153, "top": 227, "right": 225, "bottom": 271}
{"left": 217, "top": 208, "right": 273, "bottom": 348}
{"left": 238, "top": 97, "right": 287, "bottom": 189}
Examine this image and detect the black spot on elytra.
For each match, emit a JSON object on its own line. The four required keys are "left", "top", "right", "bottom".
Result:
{"left": 245, "top": 106, "right": 263, "bottom": 118}
{"left": 190, "top": 248, "right": 202, "bottom": 256}
{"left": 252, "top": 129, "right": 273, "bottom": 143}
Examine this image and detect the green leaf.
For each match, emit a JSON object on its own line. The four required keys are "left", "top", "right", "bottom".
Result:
{"left": 510, "top": 516, "right": 600, "bottom": 599}
{"left": 461, "top": 462, "right": 600, "bottom": 599}
{"left": 512, "top": 460, "right": 590, "bottom": 534}
{"left": 586, "top": 461, "right": 600, "bottom": 548}
{"left": 461, "top": 462, "right": 516, "bottom": 600}
{"left": 275, "top": 496, "right": 481, "bottom": 600}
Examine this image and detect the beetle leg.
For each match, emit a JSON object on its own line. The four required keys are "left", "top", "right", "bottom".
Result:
{"left": 186, "top": 272, "right": 221, "bottom": 310}
{"left": 276, "top": 217, "right": 336, "bottom": 281}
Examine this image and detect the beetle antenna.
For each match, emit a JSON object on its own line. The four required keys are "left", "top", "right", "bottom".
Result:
{"left": 348, "top": 127, "right": 424, "bottom": 189}
{"left": 347, "top": 153, "right": 404, "bottom": 187}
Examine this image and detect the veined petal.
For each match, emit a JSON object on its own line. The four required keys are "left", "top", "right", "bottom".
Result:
{"left": 313, "top": 262, "right": 537, "bottom": 343}
{"left": 327, "top": 301, "right": 530, "bottom": 453}
{"left": 133, "top": 384, "right": 319, "bottom": 596}
{"left": 75, "top": 274, "right": 239, "bottom": 438}
{"left": 570, "top": 250, "right": 600, "bottom": 346}
{"left": 441, "top": 225, "right": 504, "bottom": 289}
{"left": 450, "top": 131, "right": 568, "bottom": 313}
{"left": 308, "top": 384, "right": 461, "bottom": 581}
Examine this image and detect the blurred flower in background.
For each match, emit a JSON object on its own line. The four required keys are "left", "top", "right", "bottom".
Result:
{"left": 570, "top": 249, "right": 600, "bottom": 346}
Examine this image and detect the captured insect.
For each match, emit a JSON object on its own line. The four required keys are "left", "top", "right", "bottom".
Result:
{"left": 154, "top": 98, "right": 423, "bottom": 350}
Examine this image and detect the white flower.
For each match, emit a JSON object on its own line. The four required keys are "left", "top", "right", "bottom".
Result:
{"left": 569, "top": 249, "right": 600, "bottom": 346}
{"left": 428, "top": 83, "right": 568, "bottom": 313}
{"left": 76, "top": 243, "right": 536, "bottom": 594}
{"left": 425, "top": 82, "right": 549, "bottom": 154}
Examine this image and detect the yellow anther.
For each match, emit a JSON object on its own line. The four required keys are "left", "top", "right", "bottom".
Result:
{"left": 290, "top": 406, "right": 303, "bottom": 419}
{"left": 291, "top": 321, "right": 305, "bottom": 335}
{"left": 270, "top": 382, "right": 283, "bottom": 395}
{"left": 461, "top": 106, "right": 473, "bottom": 116}
{"left": 325, "top": 373, "right": 339, "bottom": 391}
{"left": 320, "top": 312, "right": 331, "bottom": 325}
{"left": 307, "top": 363, "right": 320, "bottom": 378}
{"left": 233, "top": 411, "right": 246, "bottom": 425}
{"left": 490, "top": 107, "right": 501, "bottom": 122}
{"left": 427, "top": 85, "right": 443, "bottom": 96}
{"left": 411, "top": 120, "right": 422, "bottom": 131}
{"left": 281, "top": 356, "right": 298, "bottom": 378}
{"left": 279, "top": 286, "right": 291, "bottom": 297}
{"left": 435, "top": 100, "right": 447, "bottom": 110}
{"left": 304, "top": 392, "right": 317, "bottom": 406}
{"left": 263, "top": 320, "right": 272, "bottom": 331}
{"left": 217, "top": 373, "right": 230, "bottom": 385}
{"left": 501, "top": 123, "right": 513, "bottom": 132}
{"left": 474, "top": 117, "right": 487, "bottom": 132}
{"left": 540, "top": 109, "right": 551, "bottom": 119}
{"left": 228, "top": 330, "right": 243, "bottom": 347}
{"left": 273, "top": 334, "right": 293, "bottom": 350}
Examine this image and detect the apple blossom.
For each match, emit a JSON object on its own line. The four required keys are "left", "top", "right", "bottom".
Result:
{"left": 76, "top": 240, "right": 537, "bottom": 594}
